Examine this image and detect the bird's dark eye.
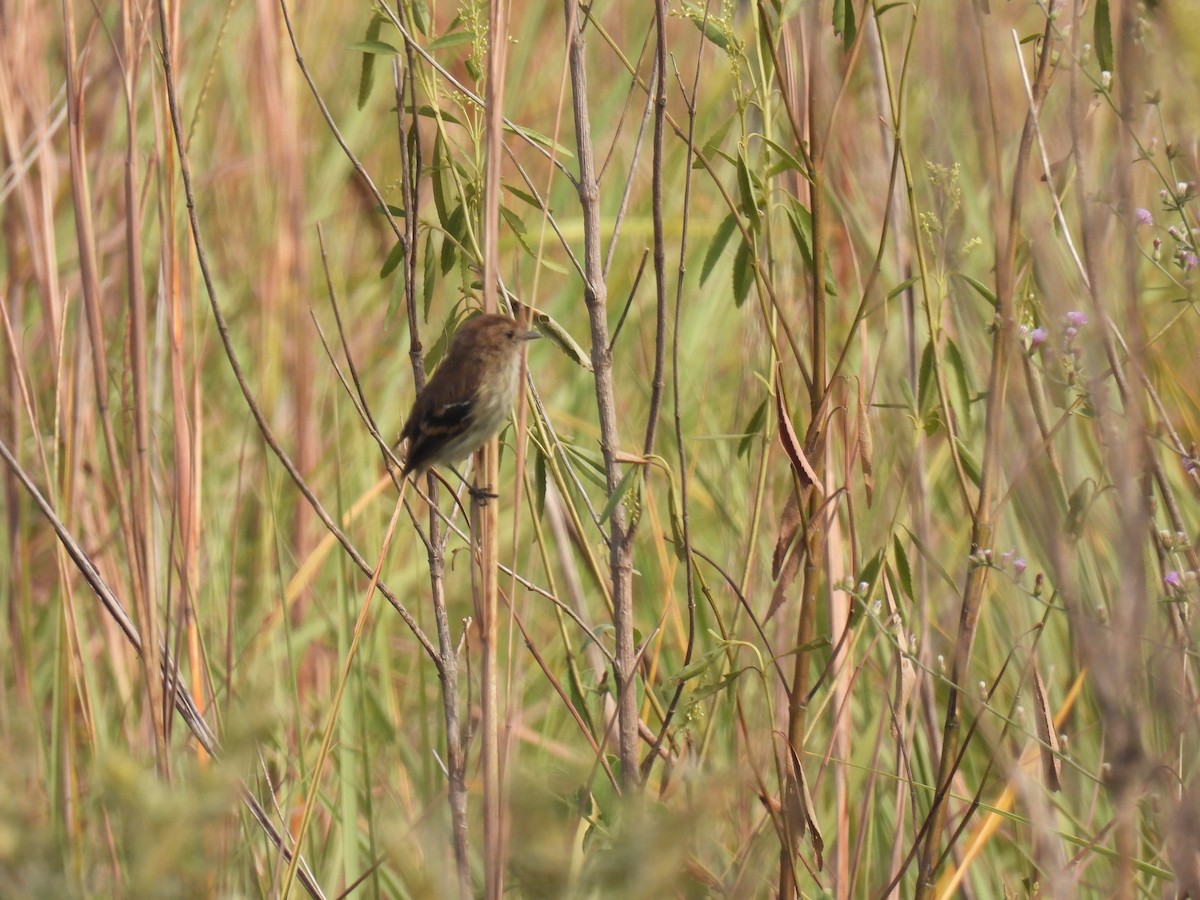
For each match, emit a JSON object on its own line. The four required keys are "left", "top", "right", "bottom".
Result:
{"left": 506, "top": 329, "right": 515, "bottom": 338}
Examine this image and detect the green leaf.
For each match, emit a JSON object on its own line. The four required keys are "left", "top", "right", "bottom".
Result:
{"left": 784, "top": 197, "right": 837, "bottom": 295}
{"left": 504, "top": 124, "right": 574, "bottom": 159}
{"left": 356, "top": 17, "right": 384, "bottom": 110}
{"left": 499, "top": 206, "right": 536, "bottom": 258}
{"left": 732, "top": 240, "right": 754, "bottom": 307}
{"left": 513, "top": 303, "right": 592, "bottom": 371}
{"left": 598, "top": 466, "right": 639, "bottom": 526}
{"left": 892, "top": 535, "right": 913, "bottom": 601}
{"left": 441, "top": 205, "right": 465, "bottom": 275}
{"left": 737, "top": 398, "right": 768, "bottom": 459}
{"left": 409, "top": 0, "right": 429, "bottom": 34}
{"left": 701, "top": 213, "right": 738, "bottom": 286}
{"left": 411, "top": 104, "right": 464, "bottom": 127}
{"left": 422, "top": 233, "right": 436, "bottom": 320}
{"left": 1094, "top": 0, "right": 1113, "bottom": 75}
{"left": 668, "top": 646, "right": 726, "bottom": 686}
{"left": 502, "top": 183, "right": 541, "bottom": 209}
{"left": 761, "top": 136, "right": 810, "bottom": 181}
{"left": 832, "top": 0, "right": 857, "bottom": 51}
{"left": 736, "top": 151, "right": 760, "bottom": 229}
{"left": 917, "top": 340, "right": 935, "bottom": 419}
{"left": 428, "top": 31, "right": 475, "bottom": 51}
{"left": 945, "top": 337, "right": 972, "bottom": 425}
{"left": 431, "top": 135, "right": 451, "bottom": 225}
{"left": 380, "top": 239, "right": 406, "bottom": 279}
{"left": 372, "top": 204, "right": 406, "bottom": 218}
{"left": 955, "top": 272, "right": 998, "bottom": 309}
{"left": 386, "top": 257, "right": 404, "bottom": 321}
{"left": 348, "top": 39, "right": 399, "bottom": 55}
{"left": 886, "top": 275, "right": 919, "bottom": 300}
{"left": 681, "top": 1, "right": 730, "bottom": 49}
{"left": 955, "top": 437, "right": 981, "bottom": 487}
{"left": 699, "top": 114, "right": 736, "bottom": 162}
{"left": 533, "top": 444, "right": 547, "bottom": 519}
{"left": 689, "top": 667, "right": 757, "bottom": 702}
{"left": 858, "top": 548, "right": 885, "bottom": 598}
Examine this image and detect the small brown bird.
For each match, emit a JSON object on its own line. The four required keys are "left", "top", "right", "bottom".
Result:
{"left": 398, "top": 313, "right": 540, "bottom": 489}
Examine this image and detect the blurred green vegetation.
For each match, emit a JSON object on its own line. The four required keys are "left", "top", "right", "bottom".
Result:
{"left": 3, "top": 0, "right": 1200, "bottom": 896}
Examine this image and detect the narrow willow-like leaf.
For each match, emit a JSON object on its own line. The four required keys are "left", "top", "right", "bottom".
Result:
{"left": 701, "top": 213, "right": 738, "bottom": 286}
{"left": 598, "top": 465, "right": 638, "bottom": 525}
{"left": 857, "top": 377, "right": 874, "bottom": 504}
{"left": 732, "top": 240, "right": 754, "bottom": 307}
{"left": 380, "top": 239, "right": 406, "bottom": 279}
{"left": 681, "top": 1, "right": 730, "bottom": 50}
{"left": 945, "top": 337, "right": 972, "bottom": 426}
{"left": 348, "top": 39, "right": 400, "bottom": 55}
{"left": 356, "top": 17, "right": 384, "bottom": 110}
{"left": 892, "top": 535, "right": 913, "bottom": 602}
{"left": 1094, "top": 0, "right": 1113, "bottom": 74}
{"left": 737, "top": 398, "right": 767, "bottom": 459}
{"left": 422, "top": 233, "right": 436, "bottom": 320}
{"left": 511, "top": 302, "right": 592, "bottom": 371}
{"left": 736, "top": 150, "right": 760, "bottom": 228}
{"left": 427, "top": 31, "right": 474, "bottom": 51}
{"left": 441, "top": 205, "right": 465, "bottom": 275}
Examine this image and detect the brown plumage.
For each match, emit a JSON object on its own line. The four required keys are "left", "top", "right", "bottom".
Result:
{"left": 398, "top": 313, "right": 540, "bottom": 479}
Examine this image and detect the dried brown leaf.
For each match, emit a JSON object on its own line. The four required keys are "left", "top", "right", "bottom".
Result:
{"left": 766, "top": 537, "right": 803, "bottom": 623}
{"left": 1032, "top": 666, "right": 1062, "bottom": 792}
{"left": 775, "top": 364, "right": 820, "bottom": 489}
{"left": 784, "top": 741, "right": 824, "bottom": 871}
{"left": 772, "top": 492, "right": 802, "bottom": 579}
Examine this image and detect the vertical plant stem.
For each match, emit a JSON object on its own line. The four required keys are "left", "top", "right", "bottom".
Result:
{"left": 913, "top": 12, "right": 1056, "bottom": 896}
{"left": 563, "top": 0, "right": 639, "bottom": 792}
{"left": 481, "top": 0, "right": 510, "bottom": 893}
{"left": 780, "top": 10, "right": 828, "bottom": 895}
{"left": 63, "top": 0, "right": 164, "bottom": 768}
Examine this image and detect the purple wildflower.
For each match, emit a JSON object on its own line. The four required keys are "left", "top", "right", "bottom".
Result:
{"left": 1029, "top": 327, "right": 1048, "bottom": 346}
{"left": 1186, "top": 252, "right": 1199, "bottom": 271}
{"left": 1135, "top": 208, "right": 1153, "bottom": 226}
{"left": 1066, "top": 310, "right": 1088, "bottom": 327}
{"left": 1014, "top": 557, "right": 1027, "bottom": 577}
{"left": 1165, "top": 570, "right": 1184, "bottom": 591}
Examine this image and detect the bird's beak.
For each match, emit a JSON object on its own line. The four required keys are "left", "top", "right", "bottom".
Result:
{"left": 522, "top": 329, "right": 541, "bottom": 342}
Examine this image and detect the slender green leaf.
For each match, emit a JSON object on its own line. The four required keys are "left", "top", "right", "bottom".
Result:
{"left": 356, "top": 17, "right": 384, "bottom": 109}
{"left": 380, "top": 239, "right": 406, "bottom": 279}
{"left": 1094, "top": 0, "right": 1113, "bottom": 75}
{"left": 701, "top": 213, "right": 738, "bottom": 286}
{"left": 422, "top": 232, "right": 436, "bottom": 320}
{"left": 892, "top": 535, "right": 913, "bottom": 601}
{"left": 887, "top": 275, "right": 919, "bottom": 300}
{"left": 681, "top": 1, "right": 730, "bottom": 49}
{"left": 441, "top": 205, "right": 465, "bottom": 275}
{"left": 944, "top": 338, "right": 973, "bottom": 425}
{"left": 732, "top": 240, "right": 754, "bottom": 307}
{"left": 736, "top": 151, "right": 760, "bottom": 228}
{"left": 737, "top": 398, "right": 768, "bottom": 459}
{"left": 427, "top": 31, "right": 474, "bottom": 51}
{"left": 598, "top": 466, "right": 639, "bottom": 525}
{"left": 956, "top": 272, "right": 998, "bottom": 309}
{"left": 348, "top": 39, "right": 399, "bottom": 55}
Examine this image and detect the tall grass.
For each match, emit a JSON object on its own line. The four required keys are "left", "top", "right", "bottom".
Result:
{"left": 3, "top": 0, "right": 1200, "bottom": 896}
